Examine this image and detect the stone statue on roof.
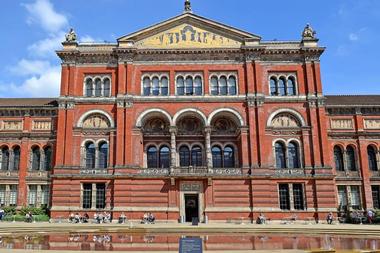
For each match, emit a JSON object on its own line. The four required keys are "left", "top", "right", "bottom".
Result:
{"left": 302, "top": 23, "right": 317, "bottom": 40}
{"left": 184, "top": 0, "right": 192, "bottom": 12}
{"left": 65, "top": 28, "right": 77, "bottom": 42}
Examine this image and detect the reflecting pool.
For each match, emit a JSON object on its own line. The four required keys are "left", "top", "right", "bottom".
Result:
{"left": 0, "top": 233, "right": 379, "bottom": 251}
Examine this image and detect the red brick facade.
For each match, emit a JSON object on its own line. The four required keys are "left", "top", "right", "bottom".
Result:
{"left": 1, "top": 10, "right": 380, "bottom": 222}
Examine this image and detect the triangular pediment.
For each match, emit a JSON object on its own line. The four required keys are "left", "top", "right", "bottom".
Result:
{"left": 118, "top": 13, "right": 261, "bottom": 49}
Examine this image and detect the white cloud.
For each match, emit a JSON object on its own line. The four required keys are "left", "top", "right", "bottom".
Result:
{"left": 23, "top": 0, "right": 68, "bottom": 33}
{"left": 8, "top": 59, "right": 52, "bottom": 76}
{"left": 349, "top": 33, "right": 359, "bottom": 41}
{"left": 28, "top": 31, "right": 65, "bottom": 58}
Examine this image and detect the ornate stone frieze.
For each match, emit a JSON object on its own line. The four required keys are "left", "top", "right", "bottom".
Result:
{"left": 83, "top": 115, "right": 110, "bottom": 129}
{"left": 330, "top": 119, "right": 353, "bottom": 130}
{"left": 271, "top": 114, "right": 300, "bottom": 128}
{"left": 0, "top": 120, "right": 23, "bottom": 131}
{"left": 32, "top": 121, "right": 52, "bottom": 131}
{"left": 181, "top": 183, "right": 201, "bottom": 192}
{"left": 364, "top": 119, "right": 380, "bottom": 129}
{"left": 139, "top": 168, "right": 169, "bottom": 176}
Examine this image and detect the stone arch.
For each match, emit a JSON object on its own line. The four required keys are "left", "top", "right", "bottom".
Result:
{"left": 77, "top": 110, "right": 114, "bottom": 128}
{"left": 136, "top": 108, "right": 173, "bottom": 128}
{"left": 267, "top": 108, "right": 306, "bottom": 128}
{"left": 173, "top": 108, "right": 208, "bottom": 127}
{"left": 208, "top": 108, "right": 244, "bottom": 126}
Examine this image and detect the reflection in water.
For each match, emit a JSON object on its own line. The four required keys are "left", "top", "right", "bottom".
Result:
{"left": 0, "top": 233, "right": 379, "bottom": 251}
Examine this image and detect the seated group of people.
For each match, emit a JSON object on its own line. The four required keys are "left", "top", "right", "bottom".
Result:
{"left": 141, "top": 212, "right": 155, "bottom": 224}
{"left": 94, "top": 212, "right": 112, "bottom": 224}
{"left": 256, "top": 213, "right": 266, "bottom": 224}
{"left": 118, "top": 212, "right": 127, "bottom": 224}
{"left": 25, "top": 212, "right": 33, "bottom": 223}
{"left": 69, "top": 212, "right": 90, "bottom": 223}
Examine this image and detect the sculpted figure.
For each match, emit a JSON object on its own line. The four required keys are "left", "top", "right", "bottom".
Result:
{"left": 302, "top": 24, "right": 316, "bottom": 40}
{"left": 65, "top": 28, "right": 77, "bottom": 42}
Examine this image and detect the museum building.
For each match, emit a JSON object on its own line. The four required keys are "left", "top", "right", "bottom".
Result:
{"left": 1, "top": 1, "right": 380, "bottom": 222}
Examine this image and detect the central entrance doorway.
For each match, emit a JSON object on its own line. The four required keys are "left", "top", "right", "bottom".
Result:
{"left": 185, "top": 194, "right": 199, "bottom": 222}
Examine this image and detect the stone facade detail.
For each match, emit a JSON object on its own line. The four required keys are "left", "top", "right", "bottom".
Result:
{"left": 364, "top": 119, "right": 380, "bottom": 129}
{"left": 0, "top": 120, "right": 23, "bottom": 131}
{"left": 330, "top": 119, "right": 353, "bottom": 129}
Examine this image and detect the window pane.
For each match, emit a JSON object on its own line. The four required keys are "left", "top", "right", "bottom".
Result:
{"left": 287, "top": 78, "right": 296, "bottom": 95}
{"left": 96, "top": 183, "right": 106, "bottom": 209}
{"left": 338, "top": 186, "right": 347, "bottom": 210}
{"left": 41, "top": 185, "right": 49, "bottom": 206}
{"left": 223, "top": 146, "right": 235, "bottom": 168}
{"left": 275, "top": 142, "right": 286, "bottom": 169}
{"left": 179, "top": 146, "right": 190, "bottom": 167}
{"left": 191, "top": 146, "right": 203, "bottom": 167}
{"left": 28, "top": 185, "right": 37, "bottom": 206}
{"left": 350, "top": 186, "right": 361, "bottom": 210}
{"left": 372, "top": 186, "right": 380, "bottom": 209}
{"left": 177, "top": 77, "right": 185, "bottom": 95}
{"left": 278, "top": 78, "right": 286, "bottom": 96}
{"left": 185, "top": 77, "right": 193, "bottom": 95}
{"left": 346, "top": 146, "right": 356, "bottom": 171}
{"left": 147, "top": 146, "right": 158, "bottom": 168}
{"left": 210, "top": 76, "right": 218, "bottom": 95}
{"left": 85, "top": 143, "right": 96, "bottom": 169}
{"left": 0, "top": 185, "right": 5, "bottom": 206}
{"left": 99, "top": 142, "right": 108, "bottom": 169}
{"left": 293, "top": 184, "right": 304, "bottom": 210}
{"left": 228, "top": 76, "right": 237, "bottom": 95}
{"left": 219, "top": 76, "right": 227, "bottom": 95}
{"left": 334, "top": 146, "right": 344, "bottom": 171}
{"left": 13, "top": 147, "right": 20, "bottom": 171}
{"left": 194, "top": 76, "right": 203, "bottom": 95}
{"left": 85, "top": 79, "right": 93, "bottom": 97}
{"left": 9, "top": 185, "right": 17, "bottom": 206}
{"left": 368, "top": 146, "right": 378, "bottom": 171}
{"left": 95, "top": 78, "right": 102, "bottom": 97}
{"left": 161, "top": 77, "right": 169, "bottom": 96}
{"left": 288, "top": 142, "right": 299, "bottom": 168}
{"left": 1, "top": 147, "right": 9, "bottom": 170}
{"left": 143, "top": 77, "right": 151, "bottom": 96}
{"left": 270, "top": 78, "right": 277, "bottom": 96}
{"left": 32, "top": 147, "right": 41, "bottom": 170}
{"left": 152, "top": 77, "right": 160, "bottom": 96}
{"left": 159, "top": 146, "right": 170, "bottom": 168}
{"left": 279, "top": 184, "right": 290, "bottom": 210}
{"left": 44, "top": 147, "right": 52, "bottom": 171}
{"left": 212, "top": 146, "right": 222, "bottom": 168}
{"left": 82, "top": 183, "right": 92, "bottom": 209}
{"left": 103, "top": 78, "right": 111, "bottom": 97}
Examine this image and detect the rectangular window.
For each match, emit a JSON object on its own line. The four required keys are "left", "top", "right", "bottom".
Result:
{"left": 96, "top": 183, "right": 106, "bottom": 209}
{"left": 350, "top": 186, "right": 361, "bottom": 210}
{"left": 293, "top": 184, "right": 305, "bottom": 210}
{"left": 279, "top": 184, "right": 290, "bottom": 210}
{"left": 9, "top": 185, "right": 17, "bottom": 206}
{"left": 337, "top": 186, "right": 347, "bottom": 210}
{"left": 28, "top": 185, "right": 37, "bottom": 206}
{"left": 40, "top": 185, "right": 49, "bottom": 206}
{"left": 82, "top": 183, "right": 92, "bottom": 209}
{"left": 0, "top": 185, "right": 5, "bottom": 206}
{"left": 372, "top": 186, "right": 380, "bottom": 209}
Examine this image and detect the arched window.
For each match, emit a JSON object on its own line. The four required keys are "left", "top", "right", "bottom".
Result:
{"left": 368, "top": 146, "right": 378, "bottom": 171}
{"left": 191, "top": 146, "right": 203, "bottom": 167}
{"left": 278, "top": 78, "right": 286, "bottom": 96}
{"left": 85, "top": 143, "right": 96, "bottom": 169}
{"left": 147, "top": 146, "right": 158, "bottom": 168}
{"left": 334, "top": 146, "right": 344, "bottom": 171}
{"left": 210, "top": 76, "right": 218, "bottom": 95}
{"left": 275, "top": 142, "right": 286, "bottom": 169}
{"left": 152, "top": 77, "right": 160, "bottom": 96}
{"left": 270, "top": 77, "right": 277, "bottom": 96}
{"left": 98, "top": 142, "right": 108, "bottom": 169}
{"left": 143, "top": 77, "right": 151, "bottom": 96}
{"left": 159, "top": 146, "right": 170, "bottom": 168}
{"left": 223, "top": 146, "right": 235, "bottom": 168}
{"left": 212, "top": 146, "right": 222, "bottom": 168}
{"left": 228, "top": 76, "right": 237, "bottom": 95}
{"left": 103, "top": 78, "right": 111, "bottom": 97}
{"left": 95, "top": 78, "right": 102, "bottom": 97}
{"left": 43, "top": 146, "right": 52, "bottom": 171}
{"left": 176, "top": 76, "right": 185, "bottom": 95}
{"left": 219, "top": 76, "right": 228, "bottom": 95}
{"left": 31, "top": 146, "right": 41, "bottom": 170}
{"left": 288, "top": 142, "right": 300, "bottom": 168}
{"left": 194, "top": 76, "right": 203, "bottom": 95}
{"left": 346, "top": 146, "right": 357, "bottom": 171}
{"left": 185, "top": 77, "right": 193, "bottom": 95}
{"left": 179, "top": 146, "right": 190, "bottom": 167}
{"left": 13, "top": 146, "right": 20, "bottom": 171}
{"left": 1, "top": 147, "right": 9, "bottom": 170}
{"left": 161, "top": 77, "right": 169, "bottom": 96}
{"left": 85, "top": 79, "right": 93, "bottom": 97}
{"left": 287, "top": 77, "right": 296, "bottom": 95}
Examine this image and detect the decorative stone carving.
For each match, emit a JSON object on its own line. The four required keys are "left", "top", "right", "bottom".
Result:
{"left": 32, "top": 121, "right": 52, "bottom": 131}
{"left": 0, "top": 121, "right": 23, "bottom": 131}
{"left": 83, "top": 114, "right": 110, "bottom": 129}
{"left": 181, "top": 183, "right": 201, "bottom": 192}
{"left": 211, "top": 117, "right": 237, "bottom": 134}
{"left": 364, "top": 119, "right": 380, "bottom": 129}
{"left": 271, "top": 114, "right": 300, "bottom": 128}
{"left": 302, "top": 24, "right": 316, "bottom": 40}
{"left": 65, "top": 28, "right": 77, "bottom": 42}
{"left": 177, "top": 117, "right": 202, "bottom": 135}
{"left": 184, "top": 0, "right": 192, "bottom": 12}
{"left": 330, "top": 119, "right": 353, "bottom": 129}
{"left": 143, "top": 118, "right": 169, "bottom": 134}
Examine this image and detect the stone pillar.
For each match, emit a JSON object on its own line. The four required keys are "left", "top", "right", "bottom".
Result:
{"left": 5, "top": 185, "right": 10, "bottom": 206}
{"left": 40, "top": 149, "right": 45, "bottom": 171}
{"left": 8, "top": 150, "right": 14, "bottom": 171}
{"left": 36, "top": 185, "right": 42, "bottom": 207}
{"left": 346, "top": 186, "right": 352, "bottom": 211}
{"left": 204, "top": 127, "right": 212, "bottom": 170}
{"left": 289, "top": 184, "right": 294, "bottom": 211}
{"left": 377, "top": 151, "right": 380, "bottom": 172}
{"left": 343, "top": 150, "right": 348, "bottom": 173}
{"left": 169, "top": 127, "right": 177, "bottom": 169}
{"left": 91, "top": 183, "right": 97, "bottom": 210}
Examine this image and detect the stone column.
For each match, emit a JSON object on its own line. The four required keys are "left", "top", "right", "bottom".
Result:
{"left": 169, "top": 127, "right": 177, "bottom": 170}
{"left": 5, "top": 185, "right": 10, "bottom": 206}
{"left": 289, "top": 184, "right": 294, "bottom": 211}
{"left": 36, "top": 185, "right": 42, "bottom": 207}
{"left": 39, "top": 149, "right": 45, "bottom": 171}
{"left": 377, "top": 151, "right": 380, "bottom": 173}
{"left": 204, "top": 127, "right": 212, "bottom": 170}
{"left": 91, "top": 183, "right": 97, "bottom": 210}
{"left": 343, "top": 150, "right": 348, "bottom": 174}
{"left": 8, "top": 150, "right": 14, "bottom": 171}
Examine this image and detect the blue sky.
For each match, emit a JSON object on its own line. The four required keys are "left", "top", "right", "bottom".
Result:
{"left": 0, "top": 0, "right": 379, "bottom": 97}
